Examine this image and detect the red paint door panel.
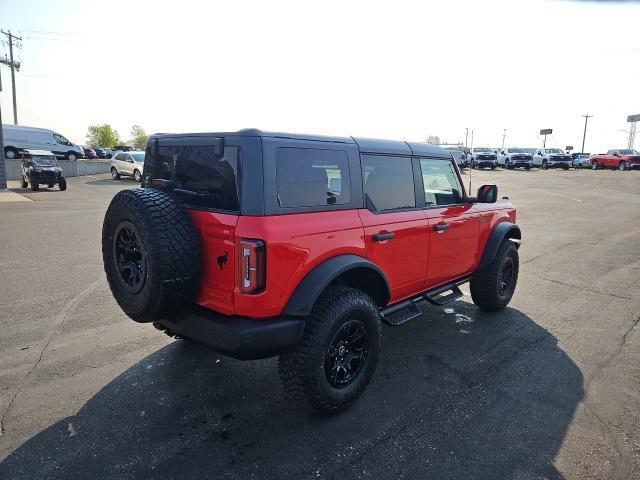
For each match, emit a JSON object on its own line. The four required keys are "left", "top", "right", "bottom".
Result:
{"left": 425, "top": 205, "right": 480, "bottom": 288}
{"left": 359, "top": 209, "right": 428, "bottom": 302}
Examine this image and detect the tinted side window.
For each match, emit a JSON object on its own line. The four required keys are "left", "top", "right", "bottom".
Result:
{"left": 156, "top": 145, "right": 240, "bottom": 212}
{"left": 276, "top": 147, "right": 350, "bottom": 208}
{"left": 419, "top": 158, "right": 463, "bottom": 206}
{"left": 115, "top": 153, "right": 125, "bottom": 161}
{"left": 362, "top": 155, "right": 415, "bottom": 211}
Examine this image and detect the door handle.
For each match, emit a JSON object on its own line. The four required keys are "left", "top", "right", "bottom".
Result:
{"left": 372, "top": 232, "right": 395, "bottom": 242}
{"left": 433, "top": 223, "right": 450, "bottom": 232}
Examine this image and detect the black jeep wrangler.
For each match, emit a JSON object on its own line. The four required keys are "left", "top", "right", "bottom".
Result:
{"left": 20, "top": 150, "right": 67, "bottom": 191}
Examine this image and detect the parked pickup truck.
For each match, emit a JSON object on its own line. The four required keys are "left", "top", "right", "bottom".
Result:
{"left": 102, "top": 129, "right": 521, "bottom": 413}
{"left": 497, "top": 148, "right": 534, "bottom": 169}
{"left": 469, "top": 147, "right": 498, "bottom": 169}
{"left": 590, "top": 149, "right": 640, "bottom": 171}
{"left": 533, "top": 148, "right": 572, "bottom": 170}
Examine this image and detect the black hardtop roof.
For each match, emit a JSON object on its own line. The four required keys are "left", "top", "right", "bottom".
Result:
{"left": 149, "top": 129, "right": 451, "bottom": 158}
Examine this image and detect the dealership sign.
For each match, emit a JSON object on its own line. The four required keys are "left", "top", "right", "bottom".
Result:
{"left": 540, "top": 129, "right": 553, "bottom": 135}
{"left": 627, "top": 114, "right": 640, "bottom": 122}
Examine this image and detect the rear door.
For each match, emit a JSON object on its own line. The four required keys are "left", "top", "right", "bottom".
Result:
{"left": 358, "top": 154, "right": 428, "bottom": 302}
{"left": 419, "top": 157, "right": 481, "bottom": 288}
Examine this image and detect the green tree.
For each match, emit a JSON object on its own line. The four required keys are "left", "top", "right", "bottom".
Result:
{"left": 86, "top": 124, "right": 120, "bottom": 148}
{"left": 130, "top": 125, "right": 149, "bottom": 150}
{"left": 427, "top": 135, "right": 441, "bottom": 145}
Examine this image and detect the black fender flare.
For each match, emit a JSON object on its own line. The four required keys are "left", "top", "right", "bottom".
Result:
{"left": 478, "top": 222, "right": 521, "bottom": 270}
{"left": 283, "top": 254, "right": 391, "bottom": 317}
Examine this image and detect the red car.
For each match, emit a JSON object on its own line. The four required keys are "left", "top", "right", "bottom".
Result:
{"left": 590, "top": 149, "right": 640, "bottom": 171}
{"left": 83, "top": 147, "right": 97, "bottom": 159}
{"left": 102, "top": 130, "right": 521, "bottom": 412}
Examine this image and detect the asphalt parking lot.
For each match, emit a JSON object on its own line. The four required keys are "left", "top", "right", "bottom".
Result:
{"left": 0, "top": 169, "right": 638, "bottom": 479}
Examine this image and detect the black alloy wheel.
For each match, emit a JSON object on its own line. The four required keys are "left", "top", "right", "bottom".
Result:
{"left": 499, "top": 257, "right": 515, "bottom": 296}
{"left": 325, "top": 319, "right": 368, "bottom": 388}
{"left": 112, "top": 221, "right": 147, "bottom": 294}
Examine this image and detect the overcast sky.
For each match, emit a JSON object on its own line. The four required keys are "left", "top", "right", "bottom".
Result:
{"left": 1, "top": 0, "right": 639, "bottom": 152}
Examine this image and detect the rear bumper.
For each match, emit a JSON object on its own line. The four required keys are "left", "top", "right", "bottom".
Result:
{"left": 156, "top": 306, "right": 305, "bottom": 360}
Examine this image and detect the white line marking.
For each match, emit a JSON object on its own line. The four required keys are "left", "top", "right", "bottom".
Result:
{"left": 527, "top": 187, "right": 583, "bottom": 203}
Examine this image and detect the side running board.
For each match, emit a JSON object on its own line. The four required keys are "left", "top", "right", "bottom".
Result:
{"left": 379, "top": 280, "right": 467, "bottom": 326}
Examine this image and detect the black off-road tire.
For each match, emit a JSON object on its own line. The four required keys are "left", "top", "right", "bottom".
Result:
{"left": 278, "top": 286, "right": 381, "bottom": 414}
{"left": 102, "top": 188, "right": 201, "bottom": 323}
{"left": 59, "top": 177, "right": 67, "bottom": 191}
{"left": 21, "top": 177, "right": 28, "bottom": 188}
{"left": 470, "top": 240, "right": 519, "bottom": 312}
{"left": 31, "top": 181, "right": 39, "bottom": 191}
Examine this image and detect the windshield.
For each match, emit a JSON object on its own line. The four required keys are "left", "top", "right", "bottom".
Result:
{"left": 508, "top": 148, "right": 529, "bottom": 153}
{"left": 618, "top": 149, "right": 639, "bottom": 155}
{"left": 32, "top": 156, "right": 58, "bottom": 166}
{"left": 473, "top": 148, "right": 491, "bottom": 152}
{"left": 546, "top": 148, "right": 564, "bottom": 154}
{"left": 131, "top": 153, "right": 145, "bottom": 162}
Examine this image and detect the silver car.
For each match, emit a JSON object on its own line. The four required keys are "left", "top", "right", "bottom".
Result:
{"left": 110, "top": 151, "right": 145, "bottom": 182}
{"left": 572, "top": 154, "right": 591, "bottom": 169}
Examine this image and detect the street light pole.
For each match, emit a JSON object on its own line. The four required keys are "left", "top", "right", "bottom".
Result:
{"left": 581, "top": 114, "right": 592, "bottom": 154}
{"left": 0, "top": 67, "right": 7, "bottom": 189}
{"left": 502, "top": 129, "right": 506, "bottom": 149}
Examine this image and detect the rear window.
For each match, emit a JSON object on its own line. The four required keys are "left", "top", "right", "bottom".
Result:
{"left": 276, "top": 147, "right": 350, "bottom": 208}
{"left": 363, "top": 155, "right": 415, "bottom": 211}
{"left": 153, "top": 144, "right": 240, "bottom": 212}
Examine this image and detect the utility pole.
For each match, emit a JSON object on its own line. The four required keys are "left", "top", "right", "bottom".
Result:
{"left": 0, "top": 30, "right": 22, "bottom": 124}
{"left": 581, "top": 115, "right": 592, "bottom": 154}
{"left": 501, "top": 129, "right": 506, "bottom": 149}
{"left": 465, "top": 128, "right": 469, "bottom": 148}
{"left": 0, "top": 66, "right": 6, "bottom": 189}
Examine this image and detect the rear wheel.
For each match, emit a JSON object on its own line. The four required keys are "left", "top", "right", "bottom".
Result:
{"left": 278, "top": 286, "right": 381, "bottom": 413}
{"left": 470, "top": 240, "right": 519, "bottom": 311}
{"left": 134, "top": 169, "right": 142, "bottom": 182}
{"left": 102, "top": 188, "right": 201, "bottom": 323}
{"left": 21, "top": 176, "right": 28, "bottom": 188}
{"left": 30, "top": 181, "right": 39, "bottom": 191}
{"left": 59, "top": 176, "right": 67, "bottom": 191}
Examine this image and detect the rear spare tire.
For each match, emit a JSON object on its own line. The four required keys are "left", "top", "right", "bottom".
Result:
{"left": 102, "top": 188, "right": 201, "bottom": 323}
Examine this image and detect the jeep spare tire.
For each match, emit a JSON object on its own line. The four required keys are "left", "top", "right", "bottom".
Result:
{"left": 102, "top": 188, "right": 201, "bottom": 323}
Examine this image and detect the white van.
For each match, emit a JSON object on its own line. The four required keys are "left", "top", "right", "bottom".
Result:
{"left": 2, "top": 124, "right": 84, "bottom": 161}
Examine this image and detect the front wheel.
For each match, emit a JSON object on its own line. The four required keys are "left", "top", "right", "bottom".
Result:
{"left": 591, "top": 162, "right": 598, "bottom": 170}
{"left": 542, "top": 160, "right": 548, "bottom": 170}
{"left": 59, "top": 176, "right": 67, "bottom": 191}
{"left": 619, "top": 162, "right": 626, "bottom": 171}
{"left": 278, "top": 286, "right": 381, "bottom": 414}
{"left": 111, "top": 167, "right": 121, "bottom": 180}
{"left": 134, "top": 169, "right": 142, "bottom": 183}
{"left": 30, "top": 181, "right": 39, "bottom": 191}
{"left": 66, "top": 152, "right": 78, "bottom": 161}
{"left": 21, "top": 176, "right": 28, "bottom": 188}
{"left": 470, "top": 240, "right": 519, "bottom": 311}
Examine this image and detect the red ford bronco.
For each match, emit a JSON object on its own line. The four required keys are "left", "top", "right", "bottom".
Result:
{"left": 102, "top": 130, "right": 521, "bottom": 413}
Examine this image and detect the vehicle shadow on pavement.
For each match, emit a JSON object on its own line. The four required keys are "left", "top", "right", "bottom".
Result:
{"left": 0, "top": 303, "right": 583, "bottom": 480}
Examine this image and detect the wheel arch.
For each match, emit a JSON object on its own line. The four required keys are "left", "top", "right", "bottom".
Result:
{"left": 283, "top": 255, "right": 391, "bottom": 317}
{"left": 478, "top": 222, "right": 521, "bottom": 270}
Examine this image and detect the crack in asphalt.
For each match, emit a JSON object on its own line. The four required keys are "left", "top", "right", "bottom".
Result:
{"left": 315, "top": 334, "right": 550, "bottom": 480}
{"left": 580, "top": 315, "right": 640, "bottom": 480}
{"left": 0, "top": 278, "right": 105, "bottom": 438}
{"left": 525, "top": 273, "right": 637, "bottom": 301}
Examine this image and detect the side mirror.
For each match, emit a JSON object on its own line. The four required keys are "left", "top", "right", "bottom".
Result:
{"left": 537, "top": 151, "right": 542, "bottom": 155}
{"left": 477, "top": 184, "right": 498, "bottom": 203}
{"left": 613, "top": 152, "right": 620, "bottom": 157}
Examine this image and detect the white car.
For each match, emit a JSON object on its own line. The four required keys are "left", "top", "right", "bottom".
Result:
{"left": 572, "top": 154, "right": 591, "bottom": 169}
{"left": 533, "top": 148, "right": 572, "bottom": 170}
{"left": 497, "top": 148, "right": 534, "bottom": 169}
{"left": 2, "top": 124, "right": 84, "bottom": 161}
{"left": 110, "top": 151, "right": 145, "bottom": 182}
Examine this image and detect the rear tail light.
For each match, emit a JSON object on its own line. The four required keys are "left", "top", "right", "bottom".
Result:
{"left": 239, "top": 239, "right": 266, "bottom": 294}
